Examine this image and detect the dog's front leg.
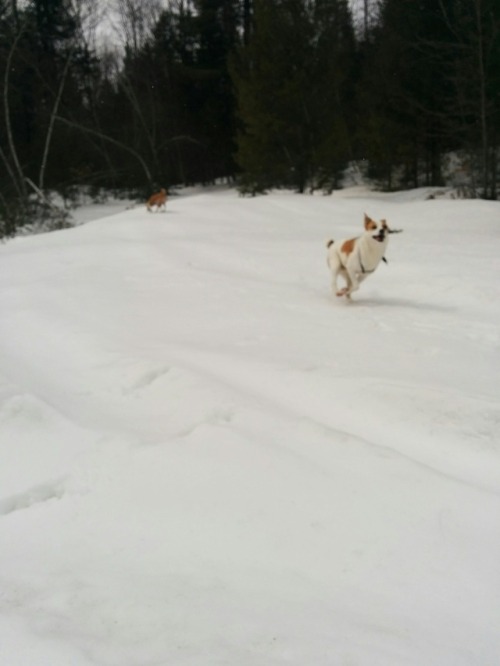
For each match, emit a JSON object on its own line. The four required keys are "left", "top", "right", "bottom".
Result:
{"left": 335, "top": 268, "right": 352, "bottom": 297}
{"left": 344, "top": 261, "right": 360, "bottom": 297}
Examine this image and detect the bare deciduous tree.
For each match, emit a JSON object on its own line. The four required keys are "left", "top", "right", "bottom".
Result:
{"left": 113, "top": 0, "right": 163, "bottom": 54}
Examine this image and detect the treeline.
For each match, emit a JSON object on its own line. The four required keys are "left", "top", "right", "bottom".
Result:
{"left": 1, "top": 0, "right": 499, "bottom": 235}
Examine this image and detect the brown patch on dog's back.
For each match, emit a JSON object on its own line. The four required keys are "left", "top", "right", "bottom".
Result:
{"left": 341, "top": 238, "right": 356, "bottom": 255}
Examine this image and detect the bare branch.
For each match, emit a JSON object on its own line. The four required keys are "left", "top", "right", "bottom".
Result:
{"left": 54, "top": 115, "right": 154, "bottom": 186}
{"left": 39, "top": 51, "right": 74, "bottom": 190}
{"left": 3, "top": 21, "right": 28, "bottom": 198}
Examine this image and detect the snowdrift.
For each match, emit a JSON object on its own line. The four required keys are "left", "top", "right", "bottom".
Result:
{"left": 1, "top": 187, "right": 499, "bottom": 665}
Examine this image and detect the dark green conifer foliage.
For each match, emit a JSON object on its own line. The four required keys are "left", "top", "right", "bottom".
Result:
{"left": 231, "top": 0, "right": 356, "bottom": 193}
{"left": 117, "top": 0, "right": 241, "bottom": 187}
{"left": 1, "top": 0, "right": 500, "bottom": 235}
{"left": 357, "top": 0, "right": 500, "bottom": 194}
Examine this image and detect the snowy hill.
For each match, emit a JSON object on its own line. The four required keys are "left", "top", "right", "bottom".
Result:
{"left": 1, "top": 187, "right": 499, "bottom": 665}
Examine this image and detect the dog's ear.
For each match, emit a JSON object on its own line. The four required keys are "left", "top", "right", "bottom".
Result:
{"left": 364, "top": 214, "right": 377, "bottom": 231}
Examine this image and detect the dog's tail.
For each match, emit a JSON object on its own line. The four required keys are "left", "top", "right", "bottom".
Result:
{"left": 326, "top": 239, "right": 335, "bottom": 248}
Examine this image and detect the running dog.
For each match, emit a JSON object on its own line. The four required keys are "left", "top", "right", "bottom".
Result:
{"left": 147, "top": 188, "right": 167, "bottom": 212}
{"left": 326, "top": 214, "right": 401, "bottom": 299}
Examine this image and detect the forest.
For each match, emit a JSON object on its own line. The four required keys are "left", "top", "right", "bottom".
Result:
{"left": 1, "top": 0, "right": 499, "bottom": 236}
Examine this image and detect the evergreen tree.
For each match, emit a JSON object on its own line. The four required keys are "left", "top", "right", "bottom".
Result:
{"left": 133, "top": 0, "right": 241, "bottom": 185}
{"left": 232, "top": 0, "right": 356, "bottom": 193}
{"left": 357, "top": 0, "right": 500, "bottom": 196}
{"left": 441, "top": 0, "right": 500, "bottom": 198}
{"left": 0, "top": 0, "right": 113, "bottom": 234}
{"left": 356, "top": 0, "right": 452, "bottom": 189}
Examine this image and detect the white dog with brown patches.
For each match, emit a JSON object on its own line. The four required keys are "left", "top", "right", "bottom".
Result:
{"left": 326, "top": 214, "right": 400, "bottom": 299}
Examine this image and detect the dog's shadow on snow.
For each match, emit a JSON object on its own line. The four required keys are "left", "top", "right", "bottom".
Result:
{"left": 353, "top": 296, "right": 456, "bottom": 313}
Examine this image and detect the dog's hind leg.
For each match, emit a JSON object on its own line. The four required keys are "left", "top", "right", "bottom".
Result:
{"left": 327, "top": 256, "right": 343, "bottom": 297}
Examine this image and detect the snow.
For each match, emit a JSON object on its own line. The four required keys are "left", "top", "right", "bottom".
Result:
{"left": 1, "top": 186, "right": 499, "bottom": 665}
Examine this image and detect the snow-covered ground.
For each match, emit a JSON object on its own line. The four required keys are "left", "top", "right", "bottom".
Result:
{"left": 0, "top": 187, "right": 499, "bottom": 665}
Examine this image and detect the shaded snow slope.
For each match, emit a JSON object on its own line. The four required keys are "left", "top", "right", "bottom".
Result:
{"left": 1, "top": 188, "right": 499, "bottom": 665}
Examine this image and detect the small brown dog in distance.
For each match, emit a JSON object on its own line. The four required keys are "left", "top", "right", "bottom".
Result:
{"left": 147, "top": 188, "right": 167, "bottom": 213}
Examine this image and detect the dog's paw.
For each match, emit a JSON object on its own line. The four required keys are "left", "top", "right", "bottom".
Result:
{"left": 336, "top": 287, "right": 349, "bottom": 297}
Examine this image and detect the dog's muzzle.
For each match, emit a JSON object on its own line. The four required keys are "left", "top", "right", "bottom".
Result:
{"left": 373, "top": 230, "right": 386, "bottom": 242}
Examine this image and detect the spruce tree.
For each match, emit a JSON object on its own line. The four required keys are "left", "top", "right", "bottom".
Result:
{"left": 232, "top": 0, "right": 356, "bottom": 193}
